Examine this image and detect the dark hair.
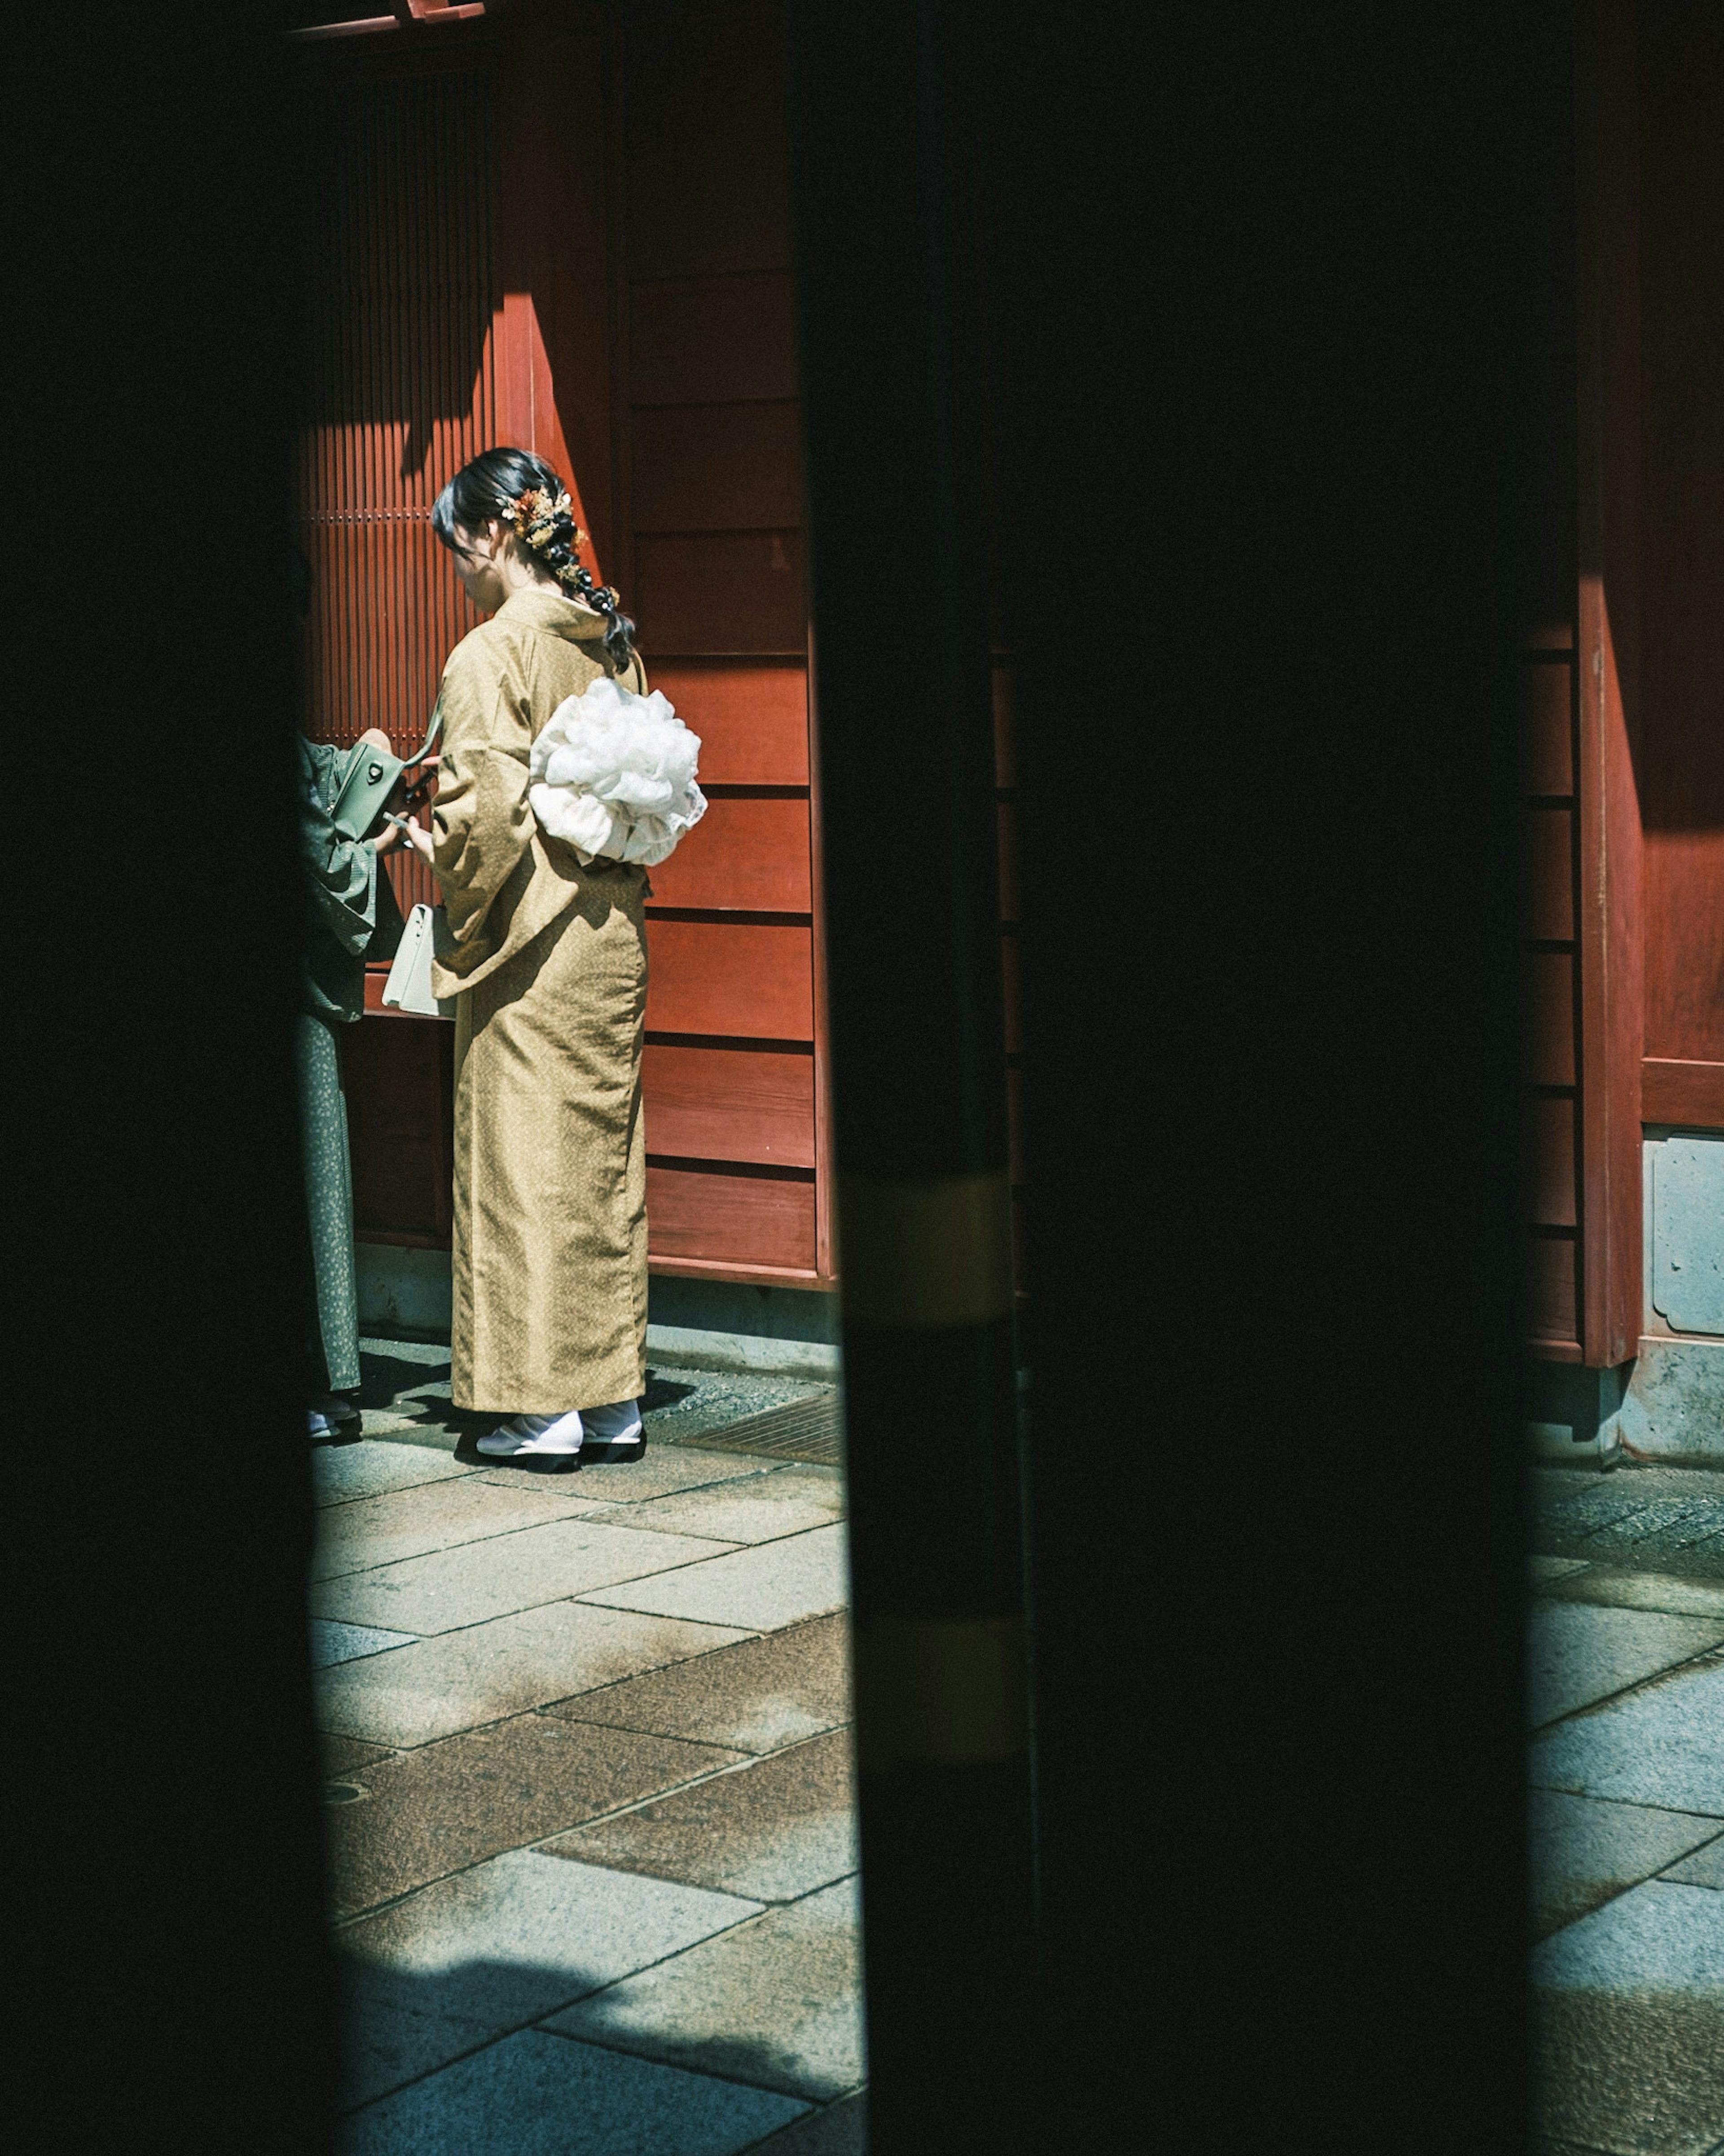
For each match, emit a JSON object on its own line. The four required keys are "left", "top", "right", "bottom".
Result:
{"left": 431, "top": 447, "right": 638, "bottom": 676}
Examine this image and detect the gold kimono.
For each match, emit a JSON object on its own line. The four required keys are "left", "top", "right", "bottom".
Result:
{"left": 430, "top": 586, "right": 651, "bottom": 1413}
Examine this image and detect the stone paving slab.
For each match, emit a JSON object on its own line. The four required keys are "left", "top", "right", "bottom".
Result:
{"left": 312, "top": 1517, "right": 740, "bottom": 1636}
{"left": 1530, "top": 1791, "right": 1724, "bottom": 1940}
{"left": 315, "top": 1602, "right": 755, "bottom": 1750}
{"left": 1534, "top": 1471, "right": 1724, "bottom": 1578}
{"left": 327, "top": 1715, "right": 748, "bottom": 1916}
{"left": 313, "top": 1620, "right": 422, "bottom": 1670}
{"left": 313, "top": 1478, "right": 612, "bottom": 1582}
{"left": 477, "top": 1449, "right": 780, "bottom": 1506}
{"left": 326, "top": 1734, "right": 400, "bottom": 1778}
{"left": 580, "top": 1468, "right": 845, "bottom": 1548}
{"left": 315, "top": 1440, "right": 479, "bottom": 1508}
{"left": 1527, "top": 1605, "right": 1724, "bottom": 1728}
{"left": 579, "top": 1525, "right": 849, "bottom": 1632}
{"left": 341, "top": 2028, "right": 808, "bottom": 2156}
{"left": 1662, "top": 1837, "right": 1724, "bottom": 1889}
{"left": 1544, "top": 1570, "right": 1724, "bottom": 1621}
{"left": 1533, "top": 1883, "right": 1724, "bottom": 2156}
{"left": 338, "top": 1846, "right": 761, "bottom": 2085}
{"left": 541, "top": 1616, "right": 850, "bottom": 1756}
{"left": 545, "top": 1877, "right": 865, "bottom": 2103}
{"left": 1531, "top": 1658, "right": 1724, "bottom": 1815}
{"left": 745, "top": 2095, "right": 868, "bottom": 2154}
{"left": 541, "top": 1730, "right": 857, "bottom": 1904}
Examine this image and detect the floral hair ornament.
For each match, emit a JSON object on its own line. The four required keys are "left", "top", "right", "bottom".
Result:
{"left": 505, "top": 485, "right": 587, "bottom": 557}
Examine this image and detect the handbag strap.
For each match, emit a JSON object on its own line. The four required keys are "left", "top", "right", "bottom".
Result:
{"left": 401, "top": 694, "right": 444, "bottom": 773}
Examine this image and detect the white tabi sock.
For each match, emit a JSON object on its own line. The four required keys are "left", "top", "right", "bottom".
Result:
{"left": 476, "top": 1410, "right": 585, "bottom": 1457}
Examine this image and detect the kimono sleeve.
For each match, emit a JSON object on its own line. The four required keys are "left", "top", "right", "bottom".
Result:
{"left": 431, "top": 632, "right": 538, "bottom": 952}
{"left": 297, "top": 735, "right": 377, "bottom": 957}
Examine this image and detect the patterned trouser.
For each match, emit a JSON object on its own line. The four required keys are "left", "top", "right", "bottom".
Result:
{"left": 295, "top": 1011, "right": 361, "bottom": 1393}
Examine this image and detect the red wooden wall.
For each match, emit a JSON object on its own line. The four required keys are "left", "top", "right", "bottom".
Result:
{"left": 1524, "top": 0, "right": 1721, "bottom": 1367}
{"left": 294, "top": 0, "right": 835, "bottom": 1284}
{"left": 614, "top": 0, "right": 829, "bottom": 1285}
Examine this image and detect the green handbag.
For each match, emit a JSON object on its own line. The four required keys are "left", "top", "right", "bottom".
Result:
{"left": 329, "top": 701, "right": 444, "bottom": 840}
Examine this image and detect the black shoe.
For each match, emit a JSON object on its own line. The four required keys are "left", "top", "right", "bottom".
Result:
{"left": 581, "top": 1431, "right": 647, "bottom": 1464}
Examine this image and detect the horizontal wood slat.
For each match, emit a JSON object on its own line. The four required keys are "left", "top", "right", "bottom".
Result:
{"left": 631, "top": 401, "right": 802, "bottom": 531}
{"left": 635, "top": 532, "right": 806, "bottom": 654}
{"left": 1524, "top": 1093, "right": 1579, "bottom": 1228}
{"left": 1641, "top": 1058, "right": 1724, "bottom": 1129}
{"left": 1523, "top": 948, "right": 1578, "bottom": 1087}
{"left": 1524, "top": 806, "right": 1576, "bottom": 942}
{"left": 1519, "top": 657, "right": 1574, "bottom": 797}
{"left": 1527, "top": 1231, "right": 1580, "bottom": 1345}
{"left": 646, "top": 1160, "right": 816, "bottom": 1270}
{"left": 643, "top": 1043, "right": 815, "bottom": 1166}
{"left": 629, "top": 272, "right": 797, "bottom": 405}
{"left": 647, "top": 796, "right": 810, "bottom": 912}
{"left": 647, "top": 660, "right": 808, "bottom": 782}
{"left": 645, "top": 917, "right": 813, "bottom": 1039}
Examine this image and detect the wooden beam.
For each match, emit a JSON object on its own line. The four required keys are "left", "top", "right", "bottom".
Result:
{"left": 1573, "top": 0, "right": 1645, "bottom": 1368}
{"left": 1641, "top": 1058, "right": 1724, "bottom": 1129}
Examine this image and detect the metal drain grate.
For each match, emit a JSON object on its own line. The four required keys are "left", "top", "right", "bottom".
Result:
{"left": 654, "top": 1391, "right": 845, "bottom": 1466}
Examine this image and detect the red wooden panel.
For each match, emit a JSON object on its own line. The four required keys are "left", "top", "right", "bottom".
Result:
{"left": 339, "top": 1015, "right": 454, "bottom": 1243}
{"left": 646, "top": 1163, "right": 815, "bottom": 1270}
{"left": 1645, "top": 832, "right": 1724, "bottom": 1062}
{"left": 646, "top": 918, "right": 813, "bottom": 1038}
{"left": 1637, "top": 1, "right": 1724, "bottom": 1072}
{"left": 629, "top": 273, "right": 797, "bottom": 406}
{"left": 1519, "top": 660, "right": 1574, "bottom": 796}
{"left": 622, "top": 1, "right": 792, "bottom": 281}
{"left": 635, "top": 531, "right": 806, "bottom": 654}
{"left": 647, "top": 798, "right": 810, "bottom": 912}
{"left": 1641, "top": 1059, "right": 1724, "bottom": 1129}
{"left": 1523, "top": 949, "right": 1577, "bottom": 1087}
{"left": 1572, "top": 0, "right": 1647, "bottom": 1370}
{"left": 1523, "top": 807, "right": 1574, "bottom": 941}
{"left": 643, "top": 1044, "right": 814, "bottom": 1167}
{"left": 1524, "top": 1095, "right": 1579, "bottom": 1228}
{"left": 1527, "top": 1233, "right": 1580, "bottom": 1346}
{"left": 631, "top": 401, "right": 802, "bottom": 532}
{"left": 647, "top": 661, "right": 808, "bottom": 783}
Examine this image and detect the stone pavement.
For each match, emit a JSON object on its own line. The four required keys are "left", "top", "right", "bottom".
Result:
{"left": 1529, "top": 1465, "right": 1724, "bottom": 2156}
{"left": 312, "top": 1342, "right": 865, "bottom": 2155}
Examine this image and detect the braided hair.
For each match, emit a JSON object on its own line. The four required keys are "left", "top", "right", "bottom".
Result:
{"left": 431, "top": 447, "right": 638, "bottom": 677}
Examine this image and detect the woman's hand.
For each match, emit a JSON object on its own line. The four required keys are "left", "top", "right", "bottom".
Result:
{"left": 373, "top": 815, "right": 432, "bottom": 860}
{"left": 402, "top": 752, "right": 441, "bottom": 808}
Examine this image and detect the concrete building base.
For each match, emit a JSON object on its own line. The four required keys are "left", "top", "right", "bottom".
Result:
{"left": 355, "top": 1243, "right": 840, "bottom": 1377}
{"left": 1529, "top": 1340, "right": 1724, "bottom": 1471}
{"left": 1604, "top": 1336, "right": 1724, "bottom": 1468}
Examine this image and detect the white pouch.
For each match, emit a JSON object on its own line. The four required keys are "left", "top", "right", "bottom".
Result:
{"left": 381, "top": 903, "right": 452, "bottom": 1018}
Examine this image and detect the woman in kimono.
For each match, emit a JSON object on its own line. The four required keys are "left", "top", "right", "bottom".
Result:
{"left": 396, "top": 447, "right": 650, "bottom": 1468}
{"left": 296, "top": 725, "right": 412, "bottom": 1441}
